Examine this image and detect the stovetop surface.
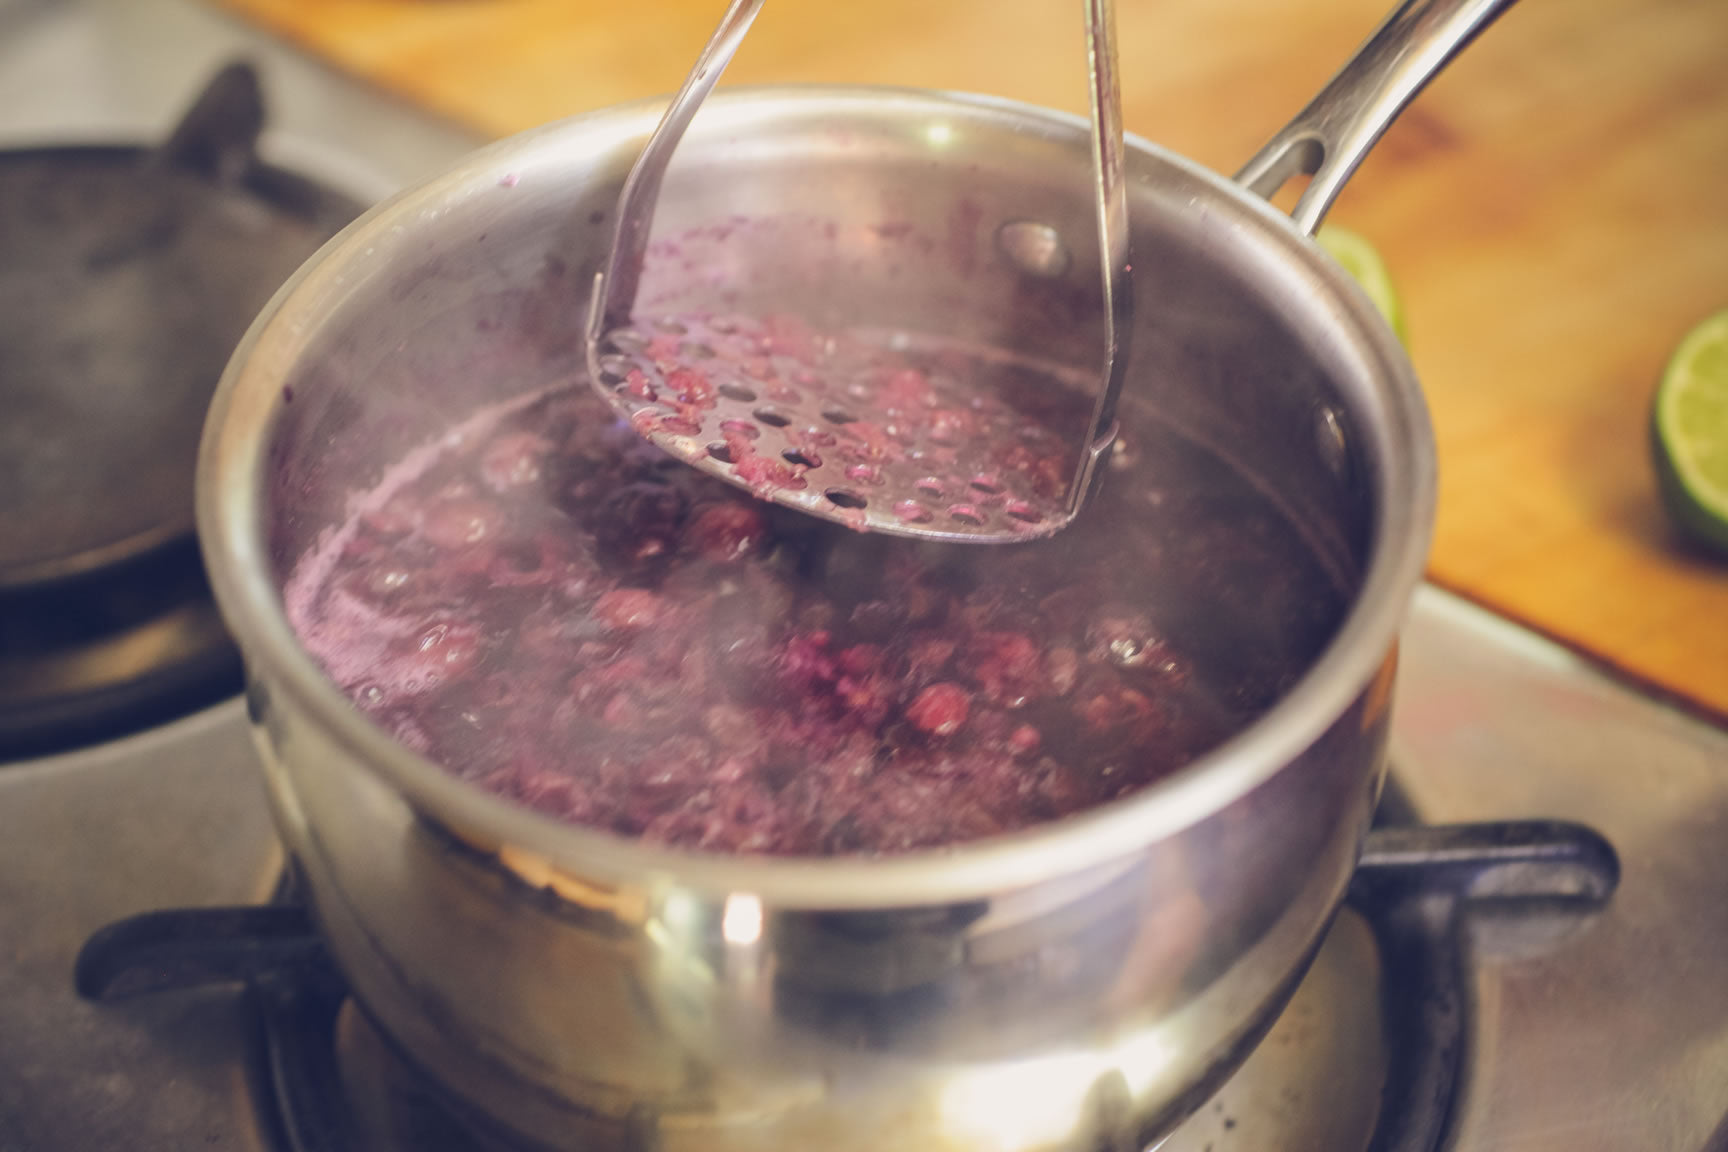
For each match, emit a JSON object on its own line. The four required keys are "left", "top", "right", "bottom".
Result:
{"left": 4, "top": 2, "right": 1728, "bottom": 1150}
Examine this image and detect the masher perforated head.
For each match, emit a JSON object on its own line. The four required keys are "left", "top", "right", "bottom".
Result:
{"left": 590, "top": 313, "right": 1086, "bottom": 542}
{"left": 585, "top": 0, "right": 1132, "bottom": 544}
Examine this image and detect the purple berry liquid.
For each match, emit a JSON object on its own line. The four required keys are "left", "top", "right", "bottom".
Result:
{"left": 283, "top": 346, "right": 1346, "bottom": 857}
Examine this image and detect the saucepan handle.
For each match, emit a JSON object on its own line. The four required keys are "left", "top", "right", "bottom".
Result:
{"left": 1235, "top": 0, "right": 1519, "bottom": 236}
{"left": 157, "top": 60, "right": 266, "bottom": 187}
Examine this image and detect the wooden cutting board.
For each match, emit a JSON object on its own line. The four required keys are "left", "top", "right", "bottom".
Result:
{"left": 213, "top": 0, "right": 1728, "bottom": 719}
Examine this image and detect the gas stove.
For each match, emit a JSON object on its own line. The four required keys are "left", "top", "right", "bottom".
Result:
{"left": 4, "top": 2, "right": 1728, "bottom": 1150}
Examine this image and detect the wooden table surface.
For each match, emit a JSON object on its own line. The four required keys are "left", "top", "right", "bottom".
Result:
{"left": 214, "top": 0, "right": 1728, "bottom": 718}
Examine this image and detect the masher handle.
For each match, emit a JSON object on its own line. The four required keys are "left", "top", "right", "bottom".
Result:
{"left": 588, "top": 0, "right": 767, "bottom": 344}
{"left": 1067, "top": 0, "right": 1135, "bottom": 518}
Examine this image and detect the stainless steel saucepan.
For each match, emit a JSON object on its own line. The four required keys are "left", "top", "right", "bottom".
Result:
{"left": 198, "top": 1, "right": 1513, "bottom": 1148}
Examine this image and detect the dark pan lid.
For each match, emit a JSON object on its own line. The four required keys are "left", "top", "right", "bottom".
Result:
{"left": 0, "top": 62, "right": 361, "bottom": 589}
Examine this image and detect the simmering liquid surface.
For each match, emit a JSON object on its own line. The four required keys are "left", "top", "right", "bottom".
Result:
{"left": 284, "top": 346, "right": 1346, "bottom": 856}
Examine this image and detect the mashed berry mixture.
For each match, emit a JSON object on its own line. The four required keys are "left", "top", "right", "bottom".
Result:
{"left": 285, "top": 367, "right": 1321, "bottom": 856}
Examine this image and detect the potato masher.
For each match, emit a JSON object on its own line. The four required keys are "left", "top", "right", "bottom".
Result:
{"left": 585, "top": 0, "right": 1132, "bottom": 544}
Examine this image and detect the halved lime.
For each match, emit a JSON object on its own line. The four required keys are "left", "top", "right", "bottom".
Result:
{"left": 1317, "top": 225, "right": 1406, "bottom": 345}
{"left": 1652, "top": 308, "right": 1728, "bottom": 556}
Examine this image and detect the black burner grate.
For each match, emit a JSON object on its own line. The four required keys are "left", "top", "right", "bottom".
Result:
{"left": 74, "top": 820, "right": 1617, "bottom": 1152}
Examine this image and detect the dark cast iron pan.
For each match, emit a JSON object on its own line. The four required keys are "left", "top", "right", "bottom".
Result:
{"left": 0, "top": 61, "right": 360, "bottom": 590}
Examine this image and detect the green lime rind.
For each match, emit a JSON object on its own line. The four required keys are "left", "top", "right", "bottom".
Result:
{"left": 1652, "top": 308, "right": 1728, "bottom": 556}
{"left": 1316, "top": 225, "right": 1407, "bottom": 346}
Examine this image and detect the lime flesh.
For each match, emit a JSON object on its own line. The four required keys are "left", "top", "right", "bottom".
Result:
{"left": 1653, "top": 308, "right": 1728, "bottom": 556}
{"left": 1317, "top": 225, "right": 1406, "bottom": 345}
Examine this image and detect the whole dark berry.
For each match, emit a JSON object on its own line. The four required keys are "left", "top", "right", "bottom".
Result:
{"left": 907, "top": 682, "right": 971, "bottom": 736}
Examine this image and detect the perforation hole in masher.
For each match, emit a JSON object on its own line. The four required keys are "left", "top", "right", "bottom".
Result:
{"left": 845, "top": 463, "right": 883, "bottom": 486}
{"left": 948, "top": 505, "right": 985, "bottom": 526}
{"left": 894, "top": 500, "right": 932, "bottom": 523}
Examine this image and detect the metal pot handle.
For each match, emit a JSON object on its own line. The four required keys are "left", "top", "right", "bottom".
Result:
{"left": 157, "top": 60, "right": 266, "bottom": 188}
{"left": 1235, "top": 0, "right": 1518, "bottom": 235}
